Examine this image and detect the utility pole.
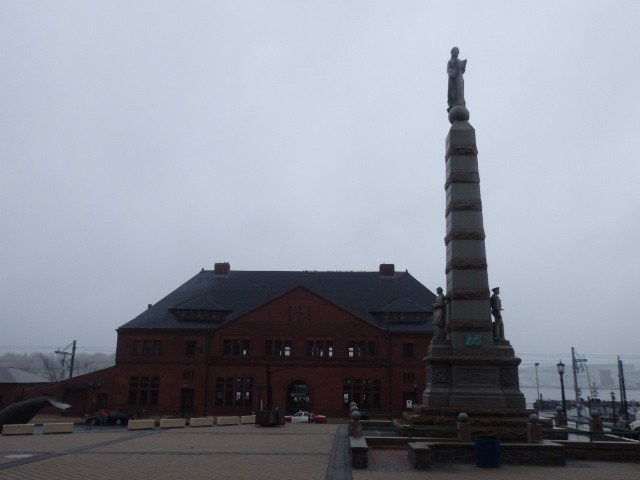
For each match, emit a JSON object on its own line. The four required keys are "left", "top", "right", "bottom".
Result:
{"left": 571, "top": 347, "right": 587, "bottom": 418}
{"left": 534, "top": 362, "right": 541, "bottom": 412}
{"left": 55, "top": 340, "right": 77, "bottom": 379}
{"left": 618, "top": 357, "right": 629, "bottom": 421}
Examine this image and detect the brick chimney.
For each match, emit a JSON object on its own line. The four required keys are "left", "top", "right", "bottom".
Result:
{"left": 379, "top": 263, "right": 395, "bottom": 276}
{"left": 214, "top": 262, "right": 230, "bottom": 275}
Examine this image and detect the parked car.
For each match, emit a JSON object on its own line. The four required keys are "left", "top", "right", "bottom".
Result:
{"left": 85, "top": 410, "right": 132, "bottom": 426}
{"left": 284, "top": 411, "right": 327, "bottom": 424}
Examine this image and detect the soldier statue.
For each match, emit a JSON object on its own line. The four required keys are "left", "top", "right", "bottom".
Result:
{"left": 432, "top": 287, "right": 446, "bottom": 340}
{"left": 490, "top": 287, "right": 504, "bottom": 339}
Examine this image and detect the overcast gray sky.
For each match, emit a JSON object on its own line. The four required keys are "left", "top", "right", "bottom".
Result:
{"left": 1, "top": 1, "right": 639, "bottom": 370}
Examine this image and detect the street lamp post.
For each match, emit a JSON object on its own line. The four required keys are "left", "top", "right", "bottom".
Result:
{"left": 557, "top": 361, "right": 567, "bottom": 419}
{"left": 610, "top": 391, "right": 617, "bottom": 426}
{"left": 534, "top": 362, "right": 541, "bottom": 412}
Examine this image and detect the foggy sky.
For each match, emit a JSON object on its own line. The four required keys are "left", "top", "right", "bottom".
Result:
{"left": 1, "top": 1, "right": 639, "bottom": 370}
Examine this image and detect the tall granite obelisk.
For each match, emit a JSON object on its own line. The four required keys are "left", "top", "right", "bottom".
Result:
{"left": 421, "top": 47, "right": 526, "bottom": 409}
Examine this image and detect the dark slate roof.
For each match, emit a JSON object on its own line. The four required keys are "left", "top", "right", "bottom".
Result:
{"left": 119, "top": 270, "right": 436, "bottom": 333}
{"left": 176, "top": 294, "right": 230, "bottom": 311}
{"left": 372, "top": 296, "right": 429, "bottom": 313}
{"left": 0, "top": 367, "right": 49, "bottom": 384}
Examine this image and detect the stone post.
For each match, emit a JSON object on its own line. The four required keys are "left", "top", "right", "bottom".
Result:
{"left": 555, "top": 411, "right": 567, "bottom": 427}
{"left": 588, "top": 410, "right": 603, "bottom": 432}
{"left": 527, "top": 414, "right": 543, "bottom": 443}
{"left": 457, "top": 412, "right": 472, "bottom": 442}
{"left": 348, "top": 409, "right": 363, "bottom": 437}
{"left": 348, "top": 420, "right": 363, "bottom": 437}
{"left": 458, "top": 422, "right": 472, "bottom": 442}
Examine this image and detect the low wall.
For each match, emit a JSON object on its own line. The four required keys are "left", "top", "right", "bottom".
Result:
{"left": 128, "top": 419, "right": 156, "bottom": 430}
{"left": 160, "top": 418, "right": 186, "bottom": 429}
{"left": 349, "top": 436, "right": 368, "bottom": 468}
{"left": 558, "top": 440, "right": 640, "bottom": 462}
{"left": 240, "top": 415, "right": 256, "bottom": 424}
{"left": 43, "top": 423, "right": 74, "bottom": 434}
{"left": 189, "top": 417, "right": 215, "bottom": 427}
{"left": 420, "top": 441, "right": 565, "bottom": 466}
{"left": 216, "top": 416, "right": 240, "bottom": 426}
{"left": 2, "top": 424, "right": 35, "bottom": 435}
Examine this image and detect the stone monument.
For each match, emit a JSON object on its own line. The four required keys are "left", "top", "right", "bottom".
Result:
{"left": 404, "top": 48, "right": 529, "bottom": 440}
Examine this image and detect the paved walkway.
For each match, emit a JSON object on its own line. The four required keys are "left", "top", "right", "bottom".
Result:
{"left": 0, "top": 423, "right": 638, "bottom": 479}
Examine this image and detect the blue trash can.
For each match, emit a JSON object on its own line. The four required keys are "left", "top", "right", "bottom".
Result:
{"left": 474, "top": 436, "right": 500, "bottom": 468}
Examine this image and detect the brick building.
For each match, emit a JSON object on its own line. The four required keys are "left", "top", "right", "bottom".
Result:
{"left": 28, "top": 263, "right": 435, "bottom": 419}
{"left": 0, "top": 368, "right": 49, "bottom": 410}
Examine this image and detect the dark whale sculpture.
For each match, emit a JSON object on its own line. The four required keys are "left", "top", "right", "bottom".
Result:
{"left": 0, "top": 397, "right": 71, "bottom": 428}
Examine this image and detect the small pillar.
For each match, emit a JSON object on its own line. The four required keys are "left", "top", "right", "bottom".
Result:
{"left": 555, "top": 410, "right": 567, "bottom": 427}
{"left": 457, "top": 412, "right": 472, "bottom": 442}
{"left": 348, "top": 409, "right": 363, "bottom": 437}
{"left": 588, "top": 410, "right": 603, "bottom": 432}
{"left": 348, "top": 420, "right": 363, "bottom": 437}
{"left": 527, "top": 414, "right": 543, "bottom": 443}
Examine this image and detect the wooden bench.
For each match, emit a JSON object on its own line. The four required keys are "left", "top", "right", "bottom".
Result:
{"left": 349, "top": 436, "right": 368, "bottom": 468}
{"left": 408, "top": 442, "right": 432, "bottom": 469}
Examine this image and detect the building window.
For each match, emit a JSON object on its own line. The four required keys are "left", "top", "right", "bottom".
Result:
{"left": 403, "top": 343, "right": 414, "bottom": 357}
{"left": 128, "top": 376, "right": 160, "bottom": 408}
{"left": 343, "top": 378, "right": 381, "bottom": 409}
{"left": 402, "top": 372, "right": 416, "bottom": 382}
{"left": 183, "top": 370, "right": 195, "bottom": 380}
{"left": 215, "top": 377, "right": 253, "bottom": 407}
{"left": 185, "top": 340, "right": 196, "bottom": 356}
{"left": 347, "top": 340, "right": 376, "bottom": 359}
{"left": 306, "top": 339, "right": 334, "bottom": 358}
{"left": 223, "top": 338, "right": 250, "bottom": 356}
{"left": 265, "top": 339, "right": 293, "bottom": 357}
{"left": 132, "top": 340, "right": 162, "bottom": 356}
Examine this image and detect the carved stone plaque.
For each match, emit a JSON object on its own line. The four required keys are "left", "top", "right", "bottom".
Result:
{"left": 432, "top": 367, "right": 450, "bottom": 385}
{"left": 455, "top": 368, "right": 496, "bottom": 385}
{"left": 500, "top": 367, "right": 518, "bottom": 387}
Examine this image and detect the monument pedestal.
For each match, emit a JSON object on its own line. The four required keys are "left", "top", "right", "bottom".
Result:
{"left": 424, "top": 338, "right": 526, "bottom": 409}
{"left": 403, "top": 405, "right": 535, "bottom": 442}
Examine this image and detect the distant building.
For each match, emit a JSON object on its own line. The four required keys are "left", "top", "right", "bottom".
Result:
{"left": 28, "top": 263, "right": 435, "bottom": 418}
{"left": 0, "top": 368, "right": 49, "bottom": 409}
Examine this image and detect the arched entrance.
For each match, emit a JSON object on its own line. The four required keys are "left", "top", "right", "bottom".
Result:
{"left": 287, "top": 381, "right": 310, "bottom": 413}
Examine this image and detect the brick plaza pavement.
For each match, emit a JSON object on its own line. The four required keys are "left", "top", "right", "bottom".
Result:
{"left": 1, "top": 423, "right": 639, "bottom": 479}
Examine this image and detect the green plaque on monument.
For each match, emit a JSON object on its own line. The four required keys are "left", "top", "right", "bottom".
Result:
{"left": 465, "top": 334, "right": 482, "bottom": 346}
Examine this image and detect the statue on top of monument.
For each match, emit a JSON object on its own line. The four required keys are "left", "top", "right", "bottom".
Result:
{"left": 490, "top": 287, "right": 505, "bottom": 339}
{"left": 432, "top": 287, "right": 446, "bottom": 340}
{"left": 447, "top": 47, "right": 467, "bottom": 112}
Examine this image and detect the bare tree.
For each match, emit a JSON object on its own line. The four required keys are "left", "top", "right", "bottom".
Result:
{"left": 73, "top": 358, "right": 94, "bottom": 376}
{"left": 36, "top": 353, "right": 66, "bottom": 381}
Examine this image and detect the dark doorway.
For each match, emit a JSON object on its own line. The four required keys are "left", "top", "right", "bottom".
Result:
{"left": 181, "top": 388, "right": 195, "bottom": 417}
{"left": 96, "top": 393, "right": 108, "bottom": 411}
{"left": 287, "top": 381, "right": 310, "bottom": 413}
